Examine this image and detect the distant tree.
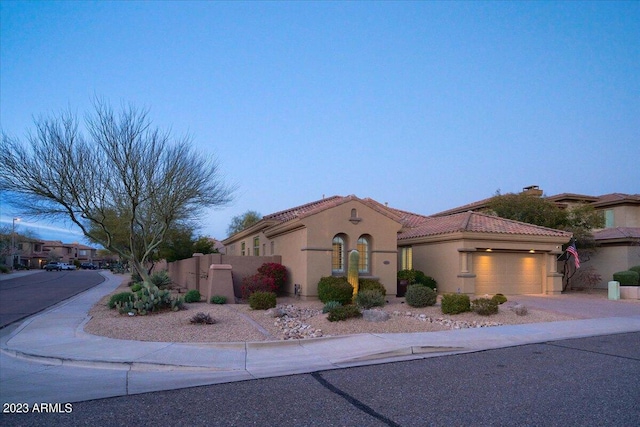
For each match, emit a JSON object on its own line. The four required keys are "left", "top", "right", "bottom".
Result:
{"left": 156, "top": 222, "right": 198, "bottom": 263}
{"left": 486, "top": 192, "right": 567, "bottom": 229}
{"left": 227, "top": 210, "right": 262, "bottom": 236}
{"left": 193, "top": 236, "right": 218, "bottom": 255}
{"left": 0, "top": 100, "right": 234, "bottom": 282}
{"left": 0, "top": 226, "right": 12, "bottom": 261}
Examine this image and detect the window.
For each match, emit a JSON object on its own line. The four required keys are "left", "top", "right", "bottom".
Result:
{"left": 332, "top": 235, "right": 345, "bottom": 273}
{"left": 401, "top": 247, "right": 413, "bottom": 270}
{"left": 604, "top": 209, "right": 614, "bottom": 228}
{"left": 241, "top": 242, "right": 245, "bottom": 256}
{"left": 357, "top": 236, "right": 370, "bottom": 274}
{"left": 253, "top": 237, "right": 260, "bottom": 256}
{"left": 270, "top": 241, "right": 275, "bottom": 255}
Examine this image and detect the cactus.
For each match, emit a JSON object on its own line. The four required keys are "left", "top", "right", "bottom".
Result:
{"left": 348, "top": 250, "right": 360, "bottom": 297}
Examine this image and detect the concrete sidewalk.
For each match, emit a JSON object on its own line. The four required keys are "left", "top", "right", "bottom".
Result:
{"left": 1, "top": 271, "right": 639, "bottom": 404}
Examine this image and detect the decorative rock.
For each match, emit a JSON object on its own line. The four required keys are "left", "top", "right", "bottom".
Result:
{"left": 512, "top": 304, "right": 528, "bottom": 316}
{"left": 267, "top": 308, "right": 286, "bottom": 318}
{"left": 362, "top": 309, "right": 391, "bottom": 322}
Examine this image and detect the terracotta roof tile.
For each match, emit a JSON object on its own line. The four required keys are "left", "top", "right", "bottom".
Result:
{"left": 264, "top": 195, "right": 345, "bottom": 223}
{"left": 593, "top": 227, "right": 640, "bottom": 240}
{"left": 398, "top": 211, "right": 572, "bottom": 240}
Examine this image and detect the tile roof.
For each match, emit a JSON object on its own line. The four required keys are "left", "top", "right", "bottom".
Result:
{"left": 593, "top": 227, "right": 640, "bottom": 241}
{"left": 264, "top": 195, "right": 403, "bottom": 224}
{"left": 398, "top": 211, "right": 572, "bottom": 240}
{"left": 263, "top": 195, "right": 346, "bottom": 223}
{"left": 430, "top": 197, "right": 493, "bottom": 217}
{"left": 591, "top": 193, "right": 640, "bottom": 207}
{"left": 256, "top": 195, "right": 572, "bottom": 241}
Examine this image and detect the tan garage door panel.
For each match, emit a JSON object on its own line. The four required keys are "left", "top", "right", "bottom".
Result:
{"left": 475, "top": 253, "right": 542, "bottom": 295}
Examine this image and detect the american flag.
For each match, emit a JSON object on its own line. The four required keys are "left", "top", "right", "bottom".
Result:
{"left": 566, "top": 240, "right": 580, "bottom": 269}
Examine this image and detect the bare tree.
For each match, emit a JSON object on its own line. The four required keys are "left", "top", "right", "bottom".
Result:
{"left": 0, "top": 100, "right": 234, "bottom": 282}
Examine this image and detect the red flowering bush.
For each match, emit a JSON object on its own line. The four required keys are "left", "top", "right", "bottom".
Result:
{"left": 241, "top": 274, "right": 276, "bottom": 299}
{"left": 257, "top": 263, "right": 287, "bottom": 293}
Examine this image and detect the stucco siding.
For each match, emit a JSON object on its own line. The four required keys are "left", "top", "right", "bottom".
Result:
{"left": 588, "top": 245, "right": 640, "bottom": 287}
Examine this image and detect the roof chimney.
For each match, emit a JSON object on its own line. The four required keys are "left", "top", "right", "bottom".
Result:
{"left": 522, "top": 185, "right": 543, "bottom": 197}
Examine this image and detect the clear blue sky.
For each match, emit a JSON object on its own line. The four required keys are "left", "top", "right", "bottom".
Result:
{"left": 1, "top": 1, "right": 639, "bottom": 243}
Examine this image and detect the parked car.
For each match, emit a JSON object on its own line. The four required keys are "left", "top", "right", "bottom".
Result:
{"left": 80, "top": 263, "right": 97, "bottom": 270}
{"left": 60, "top": 263, "right": 76, "bottom": 270}
{"left": 44, "top": 262, "right": 63, "bottom": 271}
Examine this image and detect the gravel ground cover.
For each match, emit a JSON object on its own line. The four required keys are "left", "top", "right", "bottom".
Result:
{"left": 84, "top": 280, "right": 579, "bottom": 342}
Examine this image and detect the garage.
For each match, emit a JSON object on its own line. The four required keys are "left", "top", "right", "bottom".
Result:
{"left": 474, "top": 252, "right": 544, "bottom": 295}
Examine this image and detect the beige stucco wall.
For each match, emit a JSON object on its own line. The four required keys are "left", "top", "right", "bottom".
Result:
{"left": 610, "top": 205, "right": 640, "bottom": 227}
{"left": 273, "top": 228, "right": 308, "bottom": 296}
{"left": 404, "top": 234, "right": 566, "bottom": 296}
{"left": 588, "top": 245, "right": 640, "bottom": 288}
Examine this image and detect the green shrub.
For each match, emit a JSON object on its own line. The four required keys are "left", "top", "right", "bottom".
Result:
{"left": 108, "top": 292, "right": 134, "bottom": 309}
{"left": 149, "top": 270, "right": 172, "bottom": 289}
{"left": 184, "top": 289, "right": 202, "bottom": 303}
{"left": 405, "top": 285, "right": 437, "bottom": 307}
{"left": 414, "top": 271, "right": 437, "bottom": 290}
{"left": 0, "top": 265, "right": 10, "bottom": 274}
{"left": 491, "top": 293, "right": 508, "bottom": 304}
{"left": 441, "top": 293, "right": 471, "bottom": 314}
{"left": 397, "top": 269, "right": 417, "bottom": 283}
{"left": 210, "top": 295, "right": 227, "bottom": 304}
{"left": 629, "top": 265, "right": 640, "bottom": 276}
{"left": 327, "top": 305, "right": 362, "bottom": 322}
{"left": 322, "top": 300, "right": 342, "bottom": 313}
{"left": 397, "top": 269, "right": 437, "bottom": 290}
{"left": 472, "top": 298, "right": 499, "bottom": 316}
{"left": 354, "top": 289, "right": 386, "bottom": 309}
{"left": 131, "top": 271, "right": 142, "bottom": 283}
{"left": 249, "top": 291, "right": 277, "bottom": 310}
{"left": 130, "top": 283, "right": 142, "bottom": 292}
{"left": 613, "top": 270, "right": 639, "bottom": 286}
{"left": 359, "top": 278, "right": 386, "bottom": 296}
{"left": 317, "top": 276, "right": 354, "bottom": 304}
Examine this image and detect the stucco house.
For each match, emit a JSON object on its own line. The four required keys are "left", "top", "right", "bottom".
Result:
{"left": 546, "top": 192, "right": 640, "bottom": 286}
{"left": 222, "top": 194, "right": 572, "bottom": 298}
{"left": 433, "top": 187, "right": 640, "bottom": 287}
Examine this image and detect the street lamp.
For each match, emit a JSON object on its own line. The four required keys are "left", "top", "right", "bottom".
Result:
{"left": 11, "top": 217, "right": 20, "bottom": 270}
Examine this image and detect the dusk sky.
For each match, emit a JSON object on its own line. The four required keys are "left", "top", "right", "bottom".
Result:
{"left": 1, "top": 1, "right": 638, "bottom": 244}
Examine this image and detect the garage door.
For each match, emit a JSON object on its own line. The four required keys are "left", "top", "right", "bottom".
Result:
{"left": 474, "top": 253, "right": 543, "bottom": 295}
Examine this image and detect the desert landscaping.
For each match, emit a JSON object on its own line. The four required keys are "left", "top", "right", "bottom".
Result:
{"left": 84, "top": 278, "right": 579, "bottom": 343}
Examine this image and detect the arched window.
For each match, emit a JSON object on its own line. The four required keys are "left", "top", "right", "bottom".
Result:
{"left": 357, "top": 236, "right": 371, "bottom": 274}
{"left": 332, "top": 235, "right": 346, "bottom": 274}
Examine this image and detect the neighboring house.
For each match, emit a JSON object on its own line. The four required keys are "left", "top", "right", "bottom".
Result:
{"left": 12, "top": 236, "right": 48, "bottom": 269}
{"left": 546, "top": 192, "right": 640, "bottom": 286}
{"left": 222, "top": 194, "right": 571, "bottom": 298}
{"left": 41, "top": 240, "right": 101, "bottom": 265}
{"left": 434, "top": 186, "right": 640, "bottom": 287}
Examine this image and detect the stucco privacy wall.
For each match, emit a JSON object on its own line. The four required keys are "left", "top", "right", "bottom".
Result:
{"left": 168, "top": 254, "right": 282, "bottom": 298}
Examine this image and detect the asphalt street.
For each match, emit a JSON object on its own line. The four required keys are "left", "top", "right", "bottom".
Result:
{"left": 2, "top": 332, "right": 638, "bottom": 427}
{"left": 0, "top": 271, "right": 105, "bottom": 328}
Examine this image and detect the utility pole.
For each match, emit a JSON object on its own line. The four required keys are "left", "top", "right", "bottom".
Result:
{"left": 11, "top": 217, "right": 20, "bottom": 270}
